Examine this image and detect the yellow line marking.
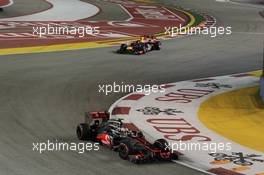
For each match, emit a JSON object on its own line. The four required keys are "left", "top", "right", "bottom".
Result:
{"left": 0, "top": 42, "right": 110, "bottom": 55}
{"left": 199, "top": 86, "right": 264, "bottom": 152}
{"left": 249, "top": 70, "right": 263, "bottom": 77}
{"left": 0, "top": 7, "right": 197, "bottom": 55}
{"left": 210, "top": 160, "right": 230, "bottom": 165}
{"left": 96, "top": 8, "right": 197, "bottom": 43}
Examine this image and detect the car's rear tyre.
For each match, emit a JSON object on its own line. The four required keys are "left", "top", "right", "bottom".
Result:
{"left": 76, "top": 123, "right": 91, "bottom": 140}
{"left": 171, "top": 152, "right": 179, "bottom": 160}
{"left": 154, "top": 139, "right": 170, "bottom": 151}
{"left": 153, "top": 43, "right": 160, "bottom": 50}
{"left": 118, "top": 143, "right": 130, "bottom": 160}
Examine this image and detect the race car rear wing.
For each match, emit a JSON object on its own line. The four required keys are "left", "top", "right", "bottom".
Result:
{"left": 84, "top": 111, "right": 110, "bottom": 124}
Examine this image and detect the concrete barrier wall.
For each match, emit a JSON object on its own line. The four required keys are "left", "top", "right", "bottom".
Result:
{"left": 261, "top": 76, "right": 264, "bottom": 102}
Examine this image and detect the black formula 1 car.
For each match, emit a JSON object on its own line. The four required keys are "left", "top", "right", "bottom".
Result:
{"left": 117, "top": 36, "right": 161, "bottom": 55}
{"left": 76, "top": 111, "right": 178, "bottom": 164}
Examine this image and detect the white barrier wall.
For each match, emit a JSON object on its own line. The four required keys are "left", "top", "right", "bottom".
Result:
{"left": 261, "top": 76, "right": 264, "bottom": 102}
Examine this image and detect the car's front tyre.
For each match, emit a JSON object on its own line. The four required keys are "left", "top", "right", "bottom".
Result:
{"left": 118, "top": 142, "right": 130, "bottom": 160}
{"left": 170, "top": 152, "right": 179, "bottom": 160}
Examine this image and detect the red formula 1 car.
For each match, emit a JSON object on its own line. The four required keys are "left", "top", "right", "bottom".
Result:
{"left": 76, "top": 111, "right": 178, "bottom": 164}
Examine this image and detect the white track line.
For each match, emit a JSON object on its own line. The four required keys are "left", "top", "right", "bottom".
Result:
{"left": 228, "top": 0, "right": 264, "bottom": 9}
{"left": 162, "top": 7, "right": 186, "bottom": 22}
{"left": 0, "top": 0, "right": 13, "bottom": 8}
{"left": 118, "top": 4, "right": 134, "bottom": 21}
{"left": 0, "top": 0, "right": 99, "bottom": 21}
{"left": 172, "top": 160, "right": 215, "bottom": 175}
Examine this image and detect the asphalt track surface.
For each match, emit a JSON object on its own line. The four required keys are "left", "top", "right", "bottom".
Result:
{"left": 0, "top": 0, "right": 264, "bottom": 175}
{"left": 0, "top": 0, "right": 51, "bottom": 18}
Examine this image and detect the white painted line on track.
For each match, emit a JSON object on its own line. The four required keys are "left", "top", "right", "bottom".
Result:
{"left": 118, "top": 4, "right": 134, "bottom": 21}
{"left": 215, "top": 0, "right": 229, "bottom": 2}
{"left": 228, "top": 0, "right": 264, "bottom": 9}
{"left": 0, "top": 0, "right": 99, "bottom": 21}
{"left": 162, "top": 7, "right": 186, "bottom": 22}
{"left": 0, "top": 0, "right": 13, "bottom": 8}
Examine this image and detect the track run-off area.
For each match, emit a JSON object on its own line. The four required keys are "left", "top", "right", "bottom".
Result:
{"left": 0, "top": 0, "right": 205, "bottom": 55}
{"left": 110, "top": 70, "right": 264, "bottom": 175}
{"left": 0, "top": 0, "right": 263, "bottom": 175}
